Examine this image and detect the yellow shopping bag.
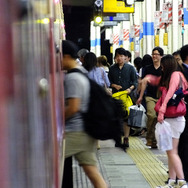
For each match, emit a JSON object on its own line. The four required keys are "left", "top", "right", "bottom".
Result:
{"left": 112, "top": 90, "right": 133, "bottom": 116}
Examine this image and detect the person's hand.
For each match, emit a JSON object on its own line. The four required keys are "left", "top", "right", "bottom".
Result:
{"left": 136, "top": 97, "right": 142, "bottom": 105}
{"left": 157, "top": 112, "right": 164, "bottom": 123}
{"left": 114, "top": 84, "right": 122, "bottom": 91}
{"left": 126, "top": 88, "right": 131, "bottom": 94}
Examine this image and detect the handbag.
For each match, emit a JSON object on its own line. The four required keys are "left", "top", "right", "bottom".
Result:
{"left": 154, "top": 86, "right": 186, "bottom": 118}
{"left": 128, "top": 105, "right": 147, "bottom": 129}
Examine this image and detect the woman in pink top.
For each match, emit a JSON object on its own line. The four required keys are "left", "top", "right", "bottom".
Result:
{"left": 137, "top": 55, "right": 188, "bottom": 188}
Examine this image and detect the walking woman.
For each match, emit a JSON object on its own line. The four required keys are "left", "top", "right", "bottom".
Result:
{"left": 137, "top": 55, "right": 188, "bottom": 188}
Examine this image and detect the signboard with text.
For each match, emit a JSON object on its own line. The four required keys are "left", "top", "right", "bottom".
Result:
{"left": 103, "top": 0, "right": 134, "bottom": 13}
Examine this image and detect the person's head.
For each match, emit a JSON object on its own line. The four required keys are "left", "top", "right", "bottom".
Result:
{"left": 97, "top": 55, "right": 109, "bottom": 67}
{"left": 180, "top": 44, "right": 188, "bottom": 64}
{"left": 83, "top": 52, "right": 97, "bottom": 71}
{"left": 172, "top": 50, "right": 183, "bottom": 66}
{"left": 77, "top": 48, "right": 89, "bottom": 63}
{"left": 141, "top": 54, "right": 153, "bottom": 67}
{"left": 126, "top": 50, "right": 132, "bottom": 63}
{"left": 152, "top": 47, "right": 164, "bottom": 64}
{"left": 160, "top": 54, "right": 178, "bottom": 88}
{"left": 114, "top": 47, "right": 127, "bottom": 65}
{"left": 61, "top": 40, "right": 79, "bottom": 70}
{"left": 134, "top": 57, "right": 142, "bottom": 72}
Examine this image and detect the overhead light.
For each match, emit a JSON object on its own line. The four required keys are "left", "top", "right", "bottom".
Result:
{"left": 94, "top": 16, "right": 102, "bottom": 24}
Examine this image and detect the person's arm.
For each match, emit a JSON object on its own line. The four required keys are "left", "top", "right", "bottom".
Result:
{"left": 136, "top": 74, "right": 161, "bottom": 105}
{"left": 111, "top": 83, "right": 122, "bottom": 91}
{"left": 126, "top": 66, "right": 137, "bottom": 94}
{"left": 102, "top": 68, "right": 111, "bottom": 87}
{"left": 136, "top": 77, "right": 148, "bottom": 105}
{"left": 65, "top": 98, "right": 81, "bottom": 120}
{"left": 157, "top": 72, "right": 180, "bottom": 123}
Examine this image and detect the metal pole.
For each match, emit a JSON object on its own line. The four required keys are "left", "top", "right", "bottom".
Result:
{"left": 172, "top": 0, "right": 179, "bottom": 52}
{"left": 144, "top": 0, "right": 155, "bottom": 54}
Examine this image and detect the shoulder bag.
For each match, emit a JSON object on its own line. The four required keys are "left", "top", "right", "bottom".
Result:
{"left": 154, "top": 76, "right": 186, "bottom": 118}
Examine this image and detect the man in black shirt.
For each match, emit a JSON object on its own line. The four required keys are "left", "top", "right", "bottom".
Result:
{"left": 108, "top": 48, "right": 137, "bottom": 150}
{"left": 179, "top": 44, "right": 188, "bottom": 181}
{"left": 137, "top": 47, "right": 163, "bottom": 148}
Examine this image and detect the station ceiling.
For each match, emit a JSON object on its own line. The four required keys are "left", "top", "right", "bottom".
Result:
{"left": 63, "top": 0, "right": 95, "bottom": 7}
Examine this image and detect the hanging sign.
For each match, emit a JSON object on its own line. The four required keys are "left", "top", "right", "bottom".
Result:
{"left": 103, "top": 0, "right": 134, "bottom": 13}
{"left": 154, "top": 11, "right": 161, "bottom": 29}
{"left": 162, "top": 3, "right": 169, "bottom": 22}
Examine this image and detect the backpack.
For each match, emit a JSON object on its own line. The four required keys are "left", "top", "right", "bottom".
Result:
{"left": 68, "top": 68, "right": 126, "bottom": 141}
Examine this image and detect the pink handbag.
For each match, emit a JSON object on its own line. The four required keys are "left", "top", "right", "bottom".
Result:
{"left": 154, "top": 87, "right": 186, "bottom": 118}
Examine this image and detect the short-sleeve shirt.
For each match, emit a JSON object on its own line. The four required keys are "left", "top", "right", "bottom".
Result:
{"left": 108, "top": 63, "right": 137, "bottom": 94}
{"left": 143, "top": 64, "right": 162, "bottom": 99}
{"left": 88, "top": 67, "right": 110, "bottom": 87}
{"left": 64, "top": 69, "right": 90, "bottom": 132}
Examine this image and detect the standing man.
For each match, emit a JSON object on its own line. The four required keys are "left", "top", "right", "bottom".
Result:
{"left": 179, "top": 44, "right": 188, "bottom": 181}
{"left": 62, "top": 40, "right": 107, "bottom": 188}
{"left": 136, "top": 47, "right": 163, "bottom": 148}
{"left": 108, "top": 47, "right": 137, "bottom": 150}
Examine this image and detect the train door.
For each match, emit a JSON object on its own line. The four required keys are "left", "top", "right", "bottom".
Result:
{"left": 0, "top": 0, "right": 65, "bottom": 187}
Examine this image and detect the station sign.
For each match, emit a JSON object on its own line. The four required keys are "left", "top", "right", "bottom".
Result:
{"left": 103, "top": 13, "right": 130, "bottom": 21}
{"left": 94, "top": 21, "right": 118, "bottom": 27}
{"left": 103, "top": 0, "right": 134, "bottom": 13}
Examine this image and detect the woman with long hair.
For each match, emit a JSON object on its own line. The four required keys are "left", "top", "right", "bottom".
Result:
{"left": 83, "top": 52, "right": 110, "bottom": 88}
{"left": 137, "top": 55, "right": 188, "bottom": 188}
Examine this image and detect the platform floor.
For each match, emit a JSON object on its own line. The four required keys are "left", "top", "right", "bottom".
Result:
{"left": 72, "top": 135, "right": 170, "bottom": 188}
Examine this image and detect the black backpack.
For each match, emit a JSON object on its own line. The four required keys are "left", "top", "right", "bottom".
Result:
{"left": 68, "top": 68, "right": 126, "bottom": 141}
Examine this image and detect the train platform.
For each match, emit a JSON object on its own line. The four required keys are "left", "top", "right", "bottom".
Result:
{"left": 72, "top": 134, "right": 169, "bottom": 188}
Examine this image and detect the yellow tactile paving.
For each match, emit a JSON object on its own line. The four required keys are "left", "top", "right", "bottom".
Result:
{"left": 127, "top": 137, "right": 168, "bottom": 188}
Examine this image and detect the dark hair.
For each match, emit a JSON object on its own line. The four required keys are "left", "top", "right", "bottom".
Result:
{"left": 83, "top": 52, "right": 97, "bottom": 71}
{"left": 152, "top": 47, "right": 164, "bottom": 56}
{"left": 114, "top": 48, "right": 127, "bottom": 57}
{"left": 134, "top": 57, "right": 142, "bottom": 72}
{"left": 142, "top": 54, "right": 153, "bottom": 67}
{"left": 160, "top": 54, "right": 178, "bottom": 89}
{"left": 180, "top": 44, "right": 188, "bottom": 62}
{"left": 172, "top": 49, "right": 181, "bottom": 56}
{"left": 62, "top": 40, "right": 79, "bottom": 59}
{"left": 126, "top": 50, "right": 132, "bottom": 61}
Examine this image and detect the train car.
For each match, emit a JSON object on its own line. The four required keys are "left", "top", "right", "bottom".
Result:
{"left": 0, "top": 0, "right": 65, "bottom": 188}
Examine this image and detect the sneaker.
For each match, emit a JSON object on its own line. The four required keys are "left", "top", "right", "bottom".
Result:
{"left": 156, "top": 179, "right": 176, "bottom": 188}
{"left": 146, "top": 140, "right": 158, "bottom": 149}
{"left": 156, "top": 185, "right": 175, "bottom": 188}
{"left": 146, "top": 140, "right": 152, "bottom": 147}
{"left": 177, "top": 180, "right": 188, "bottom": 188}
